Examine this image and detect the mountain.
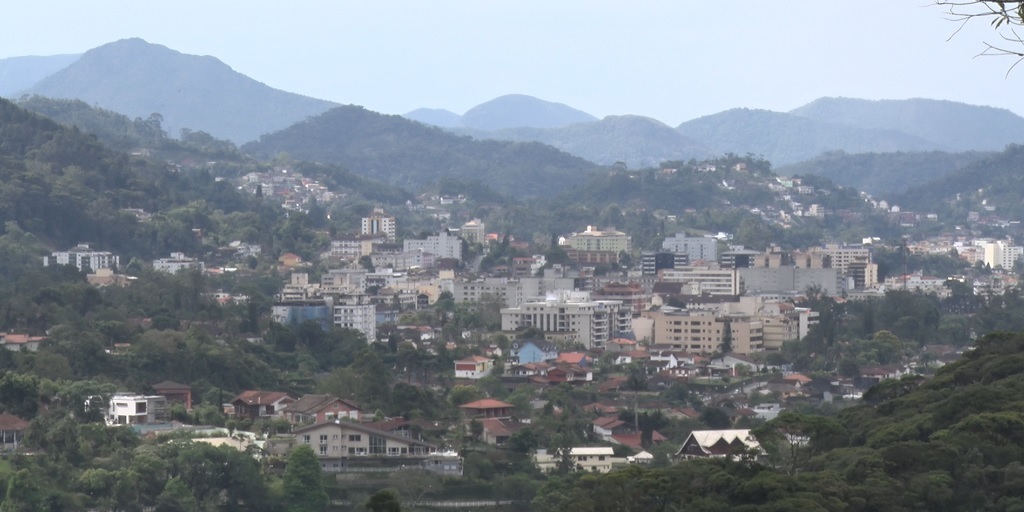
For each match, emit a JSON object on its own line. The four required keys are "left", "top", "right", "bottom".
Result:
{"left": 0, "top": 54, "right": 80, "bottom": 97}
{"left": 896, "top": 143, "right": 1024, "bottom": 218}
{"left": 458, "top": 115, "right": 712, "bottom": 167}
{"left": 241, "top": 105, "right": 601, "bottom": 198}
{"left": 461, "top": 94, "right": 597, "bottom": 130}
{"left": 677, "top": 108, "right": 939, "bottom": 166}
{"left": 778, "top": 150, "right": 991, "bottom": 196}
{"left": 23, "top": 38, "right": 337, "bottom": 144}
{"left": 403, "top": 108, "right": 462, "bottom": 128}
{"left": 790, "top": 97, "right": 1024, "bottom": 152}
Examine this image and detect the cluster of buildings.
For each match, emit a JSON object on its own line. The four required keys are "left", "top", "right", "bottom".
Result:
{"left": 239, "top": 169, "right": 337, "bottom": 213}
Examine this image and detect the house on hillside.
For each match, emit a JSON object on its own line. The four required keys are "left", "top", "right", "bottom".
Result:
{"left": 152, "top": 381, "right": 192, "bottom": 411}
{"left": 676, "top": 429, "right": 761, "bottom": 459}
{"left": 459, "top": 399, "right": 514, "bottom": 419}
{"left": 281, "top": 394, "right": 361, "bottom": 424}
{"left": 454, "top": 356, "right": 494, "bottom": 379}
{"left": 0, "top": 412, "right": 28, "bottom": 451}
{"left": 228, "top": 390, "right": 294, "bottom": 420}
{"left": 512, "top": 340, "right": 559, "bottom": 364}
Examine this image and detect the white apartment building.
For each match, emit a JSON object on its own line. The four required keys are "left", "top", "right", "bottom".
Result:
{"left": 645, "top": 308, "right": 763, "bottom": 354}
{"left": 984, "top": 240, "right": 1024, "bottom": 270}
{"left": 325, "top": 235, "right": 383, "bottom": 260}
{"left": 320, "top": 269, "right": 367, "bottom": 294}
{"left": 371, "top": 251, "right": 435, "bottom": 270}
{"left": 333, "top": 295, "right": 376, "bottom": 342}
{"left": 662, "top": 234, "right": 718, "bottom": 263}
{"left": 660, "top": 267, "right": 741, "bottom": 295}
{"left": 813, "top": 243, "right": 871, "bottom": 274}
{"left": 44, "top": 243, "right": 119, "bottom": 272}
{"left": 361, "top": 208, "right": 396, "bottom": 240}
{"left": 152, "top": 252, "right": 205, "bottom": 274}
{"left": 500, "top": 291, "right": 631, "bottom": 349}
{"left": 404, "top": 232, "right": 463, "bottom": 261}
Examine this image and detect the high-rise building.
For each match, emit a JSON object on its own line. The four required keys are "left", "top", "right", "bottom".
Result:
{"left": 44, "top": 243, "right": 119, "bottom": 272}
{"left": 361, "top": 208, "right": 396, "bottom": 241}
{"left": 500, "top": 291, "right": 630, "bottom": 349}
{"left": 662, "top": 234, "right": 718, "bottom": 263}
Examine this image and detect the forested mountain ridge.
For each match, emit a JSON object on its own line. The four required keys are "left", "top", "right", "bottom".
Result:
{"left": 22, "top": 38, "right": 338, "bottom": 144}
{"left": 677, "top": 108, "right": 939, "bottom": 166}
{"left": 777, "top": 150, "right": 991, "bottom": 196}
{"left": 242, "top": 104, "right": 602, "bottom": 198}
{"left": 790, "top": 97, "right": 1024, "bottom": 152}
{"left": 0, "top": 53, "right": 80, "bottom": 97}
{"left": 460, "top": 94, "right": 598, "bottom": 130}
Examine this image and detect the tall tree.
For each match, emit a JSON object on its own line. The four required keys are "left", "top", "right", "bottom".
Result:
{"left": 282, "top": 445, "right": 329, "bottom": 512}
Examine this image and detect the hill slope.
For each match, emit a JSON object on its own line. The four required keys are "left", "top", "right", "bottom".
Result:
{"left": 461, "top": 94, "right": 597, "bottom": 130}
{"left": 778, "top": 150, "right": 990, "bottom": 196}
{"left": 458, "top": 115, "right": 712, "bottom": 167}
{"left": 790, "top": 97, "right": 1024, "bottom": 152}
{"left": 0, "top": 54, "right": 80, "bottom": 97}
{"left": 24, "top": 38, "right": 337, "bottom": 144}
{"left": 896, "top": 144, "right": 1024, "bottom": 218}
{"left": 403, "top": 107, "right": 462, "bottom": 128}
{"left": 677, "top": 108, "right": 938, "bottom": 165}
{"left": 242, "top": 105, "right": 601, "bottom": 198}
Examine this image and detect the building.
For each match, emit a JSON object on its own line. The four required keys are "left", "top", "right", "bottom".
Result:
{"left": 44, "top": 243, "right": 119, "bottom": 272}
{"left": 662, "top": 234, "right": 718, "bottom": 262}
{"left": 371, "top": 250, "right": 435, "bottom": 271}
{"left": 107, "top": 394, "right": 168, "bottom": 425}
{"left": 325, "top": 235, "right": 383, "bottom": 260}
{"left": 332, "top": 295, "right": 376, "bottom": 342}
{"left": 461, "top": 219, "right": 486, "bottom": 244}
{"left": 454, "top": 356, "right": 495, "bottom": 379}
{"left": 510, "top": 340, "right": 559, "bottom": 364}
{"left": 984, "top": 240, "right": 1024, "bottom": 270}
{"left": 534, "top": 447, "right": 622, "bottom": 473}
{"left": 0, "top": 412, "right": 28, "bottom": 451}
{"left": 645, "top": 308, "right": 764, "bottom": 354}
{"left": 151, "top": 381, "right": 192, "bottom": 410}
{"left": 459, "top": 398, "right": 514, "bottom": 419}
{"left": 283, "top": 420, "right": 446, "bottom": 473}
{"left": 361, "top": 208, "right": 396, "bottom": 240}
{"left": 675, "top": 429, "right": 761, "bottom": 459}
{"left": 228, "top": 391, "right": 294, "bottom": 420}
{"left": 593, "top": 282, "right": 647, "bottom": 316}
{"left": 500, "top": 291, "right": 631, "bottom": 349}
{"left": 404, "top": 232, "right": 463, "bottom": 261}
{"left": 272, "top": 299, "right": 333, "bottom": 331}
{"left": 641, "top": 251, "right": 689, "bottom": 276}
{"left": 661, "top": 267, "right": 741, "bottom": 296}
{"left": 738, "top": 267, "right": 840, "bottom": 296}
{"left": 152, "top": 252, "right": 205, "bottom": 274}
{"left": 812, "top": 243, "right": 871, "bottom": 275}
{"left": 566, "top": 226, "right": 632, "bottom": 254}
{"left": 281, "top": 394, "right": 361, "bottom": 424}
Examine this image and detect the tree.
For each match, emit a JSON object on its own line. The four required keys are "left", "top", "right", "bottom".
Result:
{"left": 282, "top": 445, "right": 329, "bottom": 512}
{"left": 937, "top": 1, "right": 1024, "bottom": 72}
{"left": 365, "top": 490, "right": 402, "bottom": 512}
{"left": 155, "top": 477, "right": 197, "bottom": 512}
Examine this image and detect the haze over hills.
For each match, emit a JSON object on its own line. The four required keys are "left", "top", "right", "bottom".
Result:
{"left": 402, "top": 107, "right": 462, "bottom": 128}
{"left": 0, "top": 54, "right": 80, "bottom": 97}
{"left": 790, "top": 97, "right": 1024, "bottom": 152}
{"left": 242, "top": 105, "right": 601, "bottom": 198}
{"left": 22, "top": 38, "right": 338, "bottom": 144}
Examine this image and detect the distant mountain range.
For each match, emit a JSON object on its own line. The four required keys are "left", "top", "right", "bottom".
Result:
{"left": 10, "top": 38, "right": 338, "bottom": 144}
{"left": 5, "top": 38, "right": 1024, "bottom": 199}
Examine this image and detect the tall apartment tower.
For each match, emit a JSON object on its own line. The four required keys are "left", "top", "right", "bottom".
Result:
{"left": 361, "top": 208, "right": 396, "bottom": 241}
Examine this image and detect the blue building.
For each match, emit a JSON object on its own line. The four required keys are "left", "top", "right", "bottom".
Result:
{"left": 511, "top": 340, "right": 559, "bottom": 365}
{"left": 271, "top": 299, "right": 332, "bottom": 331}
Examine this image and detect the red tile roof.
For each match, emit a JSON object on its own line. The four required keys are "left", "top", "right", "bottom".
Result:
{"left": 0, "top": 412, "right": 29, "bottom": 430}
{"left": 458, "top": 399, "right": 514, "bottom": 410}
{"left": 231, "top": 390, "right": 292, "bottom": 405}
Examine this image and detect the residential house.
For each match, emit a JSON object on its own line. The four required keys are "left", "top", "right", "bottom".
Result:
{"left": 592, "top": 416, "right": 628, "bottom": 438}
{"left": 610, "top": 431, "right": 667, "bottom": 450}
{"left": 152, "top": 381, "right": 192, "bottom": 410}
{"left": 454, "top": 356, "right": 494, "bottom": 379}
{"left": 282, "top": 420, "right": 450, "bottom": 474}
{"left": 0, "top": 333, "right": 45, "bottom": 352}
{"left": 228, "top": 390, "right": 294, "bottom": 420}
{"left": 478, "top": 418, "right": 525, "bottom": 446}
{"left": 107, "top": 394, "right": 168, "bottom": 425}
{"left": 534, "top": 446, "right": 622, "bottom": 473}
{"left": 676, "top": 429, "right": 761, "bottom": 459}
{"left": 547, "top": 365, "right": 593, "bottom": 384}
{"left": 281, "top": 394, "right": 361, "bottom": 424}
{"left": 556, "top": 352, "right": 591, "bottom": 367}
{"left": 606, "top": 338, "right": 639, "bottom": 352}
{"left": 0, "top": 412, "right": 28, "bottom": 451}
{"left": 459, "top": 399, "right": 514, "bottom": 419}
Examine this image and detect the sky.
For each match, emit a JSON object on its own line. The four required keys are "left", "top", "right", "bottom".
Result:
{"left": 1, "top": 1, "right": 1022, "bottom": 125}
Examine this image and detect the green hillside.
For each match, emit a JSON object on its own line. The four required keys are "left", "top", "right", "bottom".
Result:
{"left": 242, "top": 104, "right": 601, "bottom": 198}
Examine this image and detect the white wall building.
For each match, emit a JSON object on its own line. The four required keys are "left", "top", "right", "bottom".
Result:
{"left": 662, "top": 234, "right": 718, "bottom": 263}
{"left": 404, "top": 232, "right": 463, "bottom": 261}
{"left": 984, "top": 240, "right": 1024, "bottom": 270}
{"left": 361, "top": 208, "right": 396, "bottom": 241}
{"left": 333, "top": 295, "right": 377, "bottom": 342}
{"left": 44, "top": 243, "right": 119, "bottom": 272}
{"left": 153, "top": 252, "right": 205, "bottom": 274}
{"left": 661, "top": 267, "right": 741, "bottom": 295}
{"left": 107, "top": 394, "right": 168, "bottom": 425}
{"left": 500, "top": 291, "right": 630, "bottom": 349}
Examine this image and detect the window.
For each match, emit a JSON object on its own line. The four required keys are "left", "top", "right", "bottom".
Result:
{"left": 319, "top": 435, "right": 328, "bottom": 444}
{"left": 369, "top": 435, "right": 387, "bottom": 455}
{"left": 333, "top": 434, "right": 340, "bottom": 440}
{"left": 319, "top": 445, "right": 328, "bottom": 455}
{"left": 599, "top": 456, "right": 606, "bottom": 461}
{"left": 302, "top": 435, "right": 311, "bottom": 444}
{"left": 348, "top": 434, "right": 362, "bottom": 442}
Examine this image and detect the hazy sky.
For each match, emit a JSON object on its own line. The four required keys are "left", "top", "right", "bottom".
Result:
{"left": 2, "top": 1, "right": 1022, "bottom": 125}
